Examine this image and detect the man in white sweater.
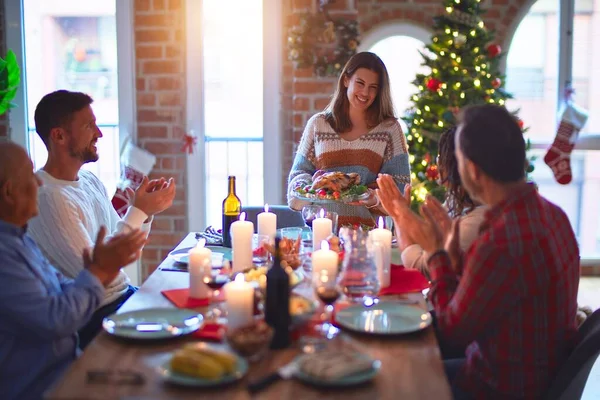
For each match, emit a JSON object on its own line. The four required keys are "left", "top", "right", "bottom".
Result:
{"left": 28, "top": 90, "right": 176, "bottom": 348}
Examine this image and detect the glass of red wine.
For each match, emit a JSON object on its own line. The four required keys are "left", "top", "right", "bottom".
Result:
{"left": 302, "top": 205, "right": 323, "bottom": 229}
{"left": 313, "top": 268, "right": 341, "bottom": 339}
{"left": 203, "top": 271, "right": 230, "bottom": 319}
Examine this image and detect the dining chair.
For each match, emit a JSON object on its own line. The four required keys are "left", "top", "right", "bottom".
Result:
{"left": 545, "top": 308, "right": 600, "bottom": 400}
{"left": 242, "top": 205, "right": 305, "bottom": 229}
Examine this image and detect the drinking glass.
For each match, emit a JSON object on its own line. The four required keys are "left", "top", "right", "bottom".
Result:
{"left": 280, "top": 227, "right": 303, "bottom": 241}
{"left": 252, "top": 234, "right": 270, "bottom": 266}
{"left": 203, "top": 270, "right": 230, "bottom": 319}
{"left": 323, "top": 210, "right": 339, "bottom": 234}
{"left": 301, "top": 205, "right": 323, "bottom": 229}
{"left": 313, "top": 267, "right": 341, "bottom": 339}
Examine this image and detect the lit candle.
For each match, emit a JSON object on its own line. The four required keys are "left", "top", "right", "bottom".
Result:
{"left": 224, "top": 273, "right": 254, "bottom": 329}
{"left": 188, "top": 239, "right": 212, "bottom": 298}
{"left": 257, "top": 203, "right": 277, "bottom": 240}
{"left": 311, "top": 240, "right": 339, "bottom": 285}
{"left": 231, "top": 212, "right": 254, "bottom": 274}
{"left": 369, "top": 217, "right": 392, "bottom": 288}
{"left": 312, "top": 209, "right": 332, "bottom": 251}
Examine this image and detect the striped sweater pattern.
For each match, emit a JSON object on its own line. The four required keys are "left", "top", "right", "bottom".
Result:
{"left": 288, "top": 113, "right": 411, "bottom": 227}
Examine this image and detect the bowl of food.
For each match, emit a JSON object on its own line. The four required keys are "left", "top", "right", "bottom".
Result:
{"left": 226, "top": 320, "right": 274, "bottom": 362}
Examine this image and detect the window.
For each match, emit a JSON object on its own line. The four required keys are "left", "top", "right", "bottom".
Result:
{"left": 361, "top": 23, "right": 432, "bottom": 118}
{"left": 6, "top": 0, "right": 138, "bottom": 283}
{"left": 202, "top": 0, "right": 264, "bottom": 228}
{"left": 20, "top": 0, "right": 123, "bottom": 197}
{"left": 506, "top": 0, "right": 600, "bottom": 258}
{"left": 186, "top": 0, "right": 281, "bottom": 230}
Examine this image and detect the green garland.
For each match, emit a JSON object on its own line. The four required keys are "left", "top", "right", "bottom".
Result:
{"left": 0, "top": 50, "right": 20, "bottom": 115}
{"left": 287, "top": 14, "right": 360, "bottom": 77}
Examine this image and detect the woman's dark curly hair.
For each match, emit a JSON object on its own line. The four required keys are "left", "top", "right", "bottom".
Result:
{"left": 438, "top": 126, "right": 475, "bottom": 218}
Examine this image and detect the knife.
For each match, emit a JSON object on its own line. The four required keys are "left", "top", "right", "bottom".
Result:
{"left": 247, "top": 359, "right": 299, "bottom": 394}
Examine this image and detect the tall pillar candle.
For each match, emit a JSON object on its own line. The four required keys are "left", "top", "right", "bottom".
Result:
{"left": 224, "top": 273, "right": 254, "bottom": 329}
{"left": 231, "top": 212, "right": 254, "bottom": 274}
{"left": 257, "top": 203, "right": 277, "bottom": 240}
{"left": 312, "top": 209, "right": 332, "bottom": 251}
{"left": 188, "top": 239, "right": 212, "bottom": 298}
{"left": 369, "top": 217, "right": 392, "bottom": 288}
{"left": 311, "top": 241, "right": 339, "bottom": 286}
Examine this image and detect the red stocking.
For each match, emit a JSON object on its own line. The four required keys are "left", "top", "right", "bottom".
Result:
{"left": 543, "top": 103, "right": 588, "bottom": 185}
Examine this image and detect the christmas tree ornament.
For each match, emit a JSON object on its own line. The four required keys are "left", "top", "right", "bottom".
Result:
{"left": 454, "top": 34, "right": 467, "bottom": 46}
{"left": 544, "top": 102, "right": 589, "bottom": 185}
{"left": 426, "top": 77, "right": 442, "bottom": 92}
{"left": 492, "top": 78, "right": 501, "bottom": 88}
{"left": 517, "top": 118, "right": 524, "bottom": 130}
{"left": 425, "top": 164, "right": 439, "bottom": 181}
{"left": 111, "top": 141, "right": 157, "bottom": 217}
{"left": 487, "top": 43, "right": 501, "bottom": 58}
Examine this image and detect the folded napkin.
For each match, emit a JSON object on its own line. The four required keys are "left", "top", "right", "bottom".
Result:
{"left": 161, "top": 288, "right": 225, "bottom": 308}
{"left": 192, "top": 322, "right": 227, "bottom": 342}
{"left": 379, "top": 264, "right": 430, "bottom": 295}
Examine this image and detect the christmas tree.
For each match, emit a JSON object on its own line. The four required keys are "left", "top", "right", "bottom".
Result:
{"left": 404, "top": 0, "right": 531, "bottom": 207}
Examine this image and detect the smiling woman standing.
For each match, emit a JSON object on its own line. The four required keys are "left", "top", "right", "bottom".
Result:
{"left": 287, "top": 52, "right": 411, "bottom": 228}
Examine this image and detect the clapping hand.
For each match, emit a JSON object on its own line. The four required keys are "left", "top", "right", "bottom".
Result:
{"left": 84, "top": 226, "right": 147, "bottom": 286}
{"left": 128, "top": 176, "right": 176, "bottom": 217}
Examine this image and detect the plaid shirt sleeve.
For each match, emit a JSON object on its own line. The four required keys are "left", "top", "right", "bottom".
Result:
{"left": 427, "top": 243, "right": 524, "bottom": 347}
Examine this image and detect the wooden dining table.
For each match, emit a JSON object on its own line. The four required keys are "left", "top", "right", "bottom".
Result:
{"left": 46, "top": 233, "right": 452, "bottom": 400}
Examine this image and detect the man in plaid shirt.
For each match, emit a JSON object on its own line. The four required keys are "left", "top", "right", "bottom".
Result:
{"left": 377, "top": 105, "right": 580, "bottom": 399}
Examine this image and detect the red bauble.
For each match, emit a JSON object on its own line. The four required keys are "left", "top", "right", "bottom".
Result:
{"left": 426, "top": 77, "right": 442, "bottom": 92}
{"left": 492, "top": 78, "right": 501, "bottom": 88}
{"left": 424, "top": 153, "right": 432, "bottom": 163}
{"left": 487, "top": 44, "right": 502, "bottom": 58}
{"left": 425, "top": 164, "right": 439, "bottom": 181}
{"left": 517, "top": 119, "right": 524, "bottom": 129}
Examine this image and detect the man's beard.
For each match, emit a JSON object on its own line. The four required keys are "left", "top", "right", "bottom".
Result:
{"left": 69, "top": 142, "right": 99, "bottom": 164}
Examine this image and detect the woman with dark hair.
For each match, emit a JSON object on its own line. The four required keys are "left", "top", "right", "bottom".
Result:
{"left": 393, "top": 127, "right": 487, "bottom": 278}
{"left": 287, "top": 52, "right": 411, "bottom": 228}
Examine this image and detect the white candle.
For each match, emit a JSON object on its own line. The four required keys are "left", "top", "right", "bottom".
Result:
{"left": 231, "top": 212, "right": 254, "bottom": 274}
{"left": 369, "top": 217, "right": 392, "bottom": 288}
{"left": 312, "top": 209, "right": 332, "bottom": 251}
{"left": 188, "top": 239, "right": 212, "bottom": 298}
{"left": 257, "top": 203, "right": 277, "bottom": 240}
{"left": 311, "top": 240, "right": 339, "bottom": 285}
{"left": 224, "top": 273, "right": 254, "bottom": 330}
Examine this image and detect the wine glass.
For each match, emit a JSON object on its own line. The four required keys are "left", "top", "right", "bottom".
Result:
{"left": 252, "top": 234, "right": 270, "bottom": 266}
{"left": 302, "top": 205, "right": 323, "bottom": 229}
{"left": 203, "top": 271, "right": 230, "bottom": 319}
{"left": 313, "top": 267, "right": 341, "bottom": 339}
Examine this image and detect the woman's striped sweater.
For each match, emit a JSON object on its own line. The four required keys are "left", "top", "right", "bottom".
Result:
{"left": 287, "top": 113, "right": 411, "bottom": 228}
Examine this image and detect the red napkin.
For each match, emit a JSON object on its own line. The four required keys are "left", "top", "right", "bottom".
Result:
{"left": 379, "top": 264, "right": 430, "bottom": 295}
{"left": 161, "top": 288, "right": 225, "bottom": 308}
{"left": 192, "top": 322, "right": 227, "bottom": 342}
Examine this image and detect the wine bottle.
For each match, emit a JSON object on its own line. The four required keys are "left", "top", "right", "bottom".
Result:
{"left": 222, "top": 176, "right": 241, "bottom": 248}
{"left": 265, "top": 237, "right": 291, "bottom": 349}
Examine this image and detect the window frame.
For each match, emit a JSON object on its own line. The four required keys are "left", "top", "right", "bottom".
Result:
{"left": 185, "top": 0, "right": 282, "bottom": 231}
{"left": 4, "top": 0, "right": 140, "bottom": 284}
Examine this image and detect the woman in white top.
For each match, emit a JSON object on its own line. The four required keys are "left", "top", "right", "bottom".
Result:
{"left": 384, "top": 126, "right": 487, "bottom": 279}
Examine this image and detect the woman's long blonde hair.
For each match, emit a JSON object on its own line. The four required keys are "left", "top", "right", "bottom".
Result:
{"left": 324, "top": 52, "right": 396, "bottom": 133}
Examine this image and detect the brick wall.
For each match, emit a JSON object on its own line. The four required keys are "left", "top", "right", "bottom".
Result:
{"left": 281, "top": 0, "right": 531, "bottom": 185}
{"left": 134, "top": 0, "right": 188, "bottom": 280}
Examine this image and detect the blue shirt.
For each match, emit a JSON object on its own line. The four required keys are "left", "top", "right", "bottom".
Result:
{"left": 0, "top": 220, "right": 104, "bottom": 400}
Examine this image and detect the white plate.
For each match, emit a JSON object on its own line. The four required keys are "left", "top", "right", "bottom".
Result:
{"left": 159, "top": 353, "right": 248, "bottom": 387}
{"left": 293, "top": 190, "right": 370, "bottom": 204}
{"left": 294, "top": 353, "right": 381, "bottom": 387}
{"left": 103, "top": 308, "right": 203, "bottom": 340}
{"left": 335, "top": 302, "right": 432, "bottom": 335}
{"left": 168, "top": 246, "right": 230, "bottom": 267}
